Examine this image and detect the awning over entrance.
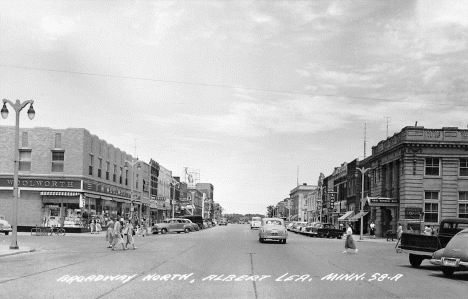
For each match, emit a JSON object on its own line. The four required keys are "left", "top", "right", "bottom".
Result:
{"left": 348, "top": 211, "right": 369, "bottom": 221}
{"left": 40, "top": 191, "right": 80, "bottom": 196}
{"left": 289, "top": 214, "right": 298, "bottom": 221}
{"left": 338, "top": 211, "right": 354, "bottom": 221}
{"left": 365, "top": 197, "right": 399, "bottom": 207}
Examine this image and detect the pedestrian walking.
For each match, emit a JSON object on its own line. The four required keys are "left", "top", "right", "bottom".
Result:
{"left": 90, "top": 219, "right": 96, "bottom": 234}
{"left": 105, "top": 218, "right": 114, "bottom": 248}
{"left": 96, "top": 219, "right": 102, "bottom": 234}
{"left": 397, "top": 223, "right": 403, "bottom": 240}
{"left": 124, "top": 219, "right": 137, "bottom": 250}
{"left": 111, "top": 218, "right": 127, "bottom": 251}
{"left": 140, "top": 218, "right": 147, "bottom": 237}
{"left": 369, "top": 221, "right": 376, "bottom": 239}
{"left": 343, "top": 223, "right": 358, "bottom": 254}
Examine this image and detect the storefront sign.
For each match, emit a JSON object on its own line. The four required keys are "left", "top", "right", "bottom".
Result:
{"left": 83, "top": 180, "right": 131, "bottom": 199}
{"left": 369, "top": 198, "right": 398, "bottom": 204}
{"left": 0, "top": 178, "right": 81, "bottom": 189}
{"left": 405, "top": 207, "right": 423, "bottom": 219}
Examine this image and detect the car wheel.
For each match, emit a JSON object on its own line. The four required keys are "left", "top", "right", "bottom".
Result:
{"left": 185, "top": 228, "right": 190, "bottom": 233}
{"left": 161, "top": 228, "right": 167, "bottom": 234}
{"left": 259, "top": 238, "right": 263, "bottom": 243}
{"left": 442, "top": 267, "right": 455, "bottom": 277}
{"left": 5, "top": 232, "right": 9, "bottom": 235}
{"left": 409, "top": 254, "right": 423, "bottom": 267}
{"left": 283, "top": 239, "right": 287, "bottom": 244}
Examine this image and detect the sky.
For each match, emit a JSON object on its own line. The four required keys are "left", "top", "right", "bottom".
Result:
{"left": 1, "top": 0, "right": 468, "bottom": 215}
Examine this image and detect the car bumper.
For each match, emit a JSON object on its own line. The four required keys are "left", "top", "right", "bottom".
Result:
{"left": 260, "top": 234, "right": 287, "bottom": 240}
{"left": 430, "top": 258, "right": 468, "bottom": 268}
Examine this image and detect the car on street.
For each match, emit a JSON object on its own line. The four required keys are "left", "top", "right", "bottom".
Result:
{"left": 0, "top": 216, "right": 12, "bottom": 235}
{"left": 219, "top": 218, "right": 228, "bottom": 226}
{"left": 286, "top": 221, "right": 298, "bottom": 231}
{"left": 250, "top": 217, "right": 262, "bottom": 229}
{"left": 430, "top": 228, "right": 468, "bottom": 277}
{"left": 258, "top": 218, "right": 288, "bottom": 244}
{"left": 290, "top": 222, "right": 307, "bottom": 233}
{"left": 177, "top": 218, "right": 199, "bottom": 231}
{"left": 302, "top": 222, "right": 320, "bottom": 235}
{"left": 152, "top": 218, "right": 192, "bottom": 234}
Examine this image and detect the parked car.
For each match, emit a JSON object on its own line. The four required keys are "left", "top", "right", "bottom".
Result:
{"left": 0, "top": 216, "right": 12, "bottom": 235}
{"left": 430, "top": 228, "right": 468, "bottom": 277}
{"left": 177, "top": 218, "right": 199, "bottom": 231}
{"left": 258, "top": 218, "right": 288, "bottom": 244}
{"left": 396, "top": 218, "right": 468, "bottom": 267}
{"left": 219, "top": 218, "right": 228, "bottom": 226}
{"left": 286, "top": 221, "right": 298, "bottom": 231}
{"left": 179, "top": 215, "right": 205, "bottom": 230}
{"left": 250, "top": 217, "right": 262, "bottom": 229}
{"left": 316, "top": 223, "right": 343, "bottom": 239}
{"left": 302, "top": 222, "right": 320, "bottom": 235}
{"left": 291, "top": 222, "right": 307, "bottom": 233}
{"left": 152, "top": 218, "right": 192, "bottom": 234}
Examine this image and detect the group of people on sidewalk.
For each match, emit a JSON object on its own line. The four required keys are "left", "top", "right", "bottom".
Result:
{"left": 104, "top": 218, "right": 147, "bottom": 251}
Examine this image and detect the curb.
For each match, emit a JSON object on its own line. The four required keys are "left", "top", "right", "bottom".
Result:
{"left": 0, "top": 248, "right": 36, "bottom": 257}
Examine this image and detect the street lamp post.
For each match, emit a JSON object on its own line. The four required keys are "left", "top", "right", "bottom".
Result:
{"left": 357, "top": 167, "right": 371, "bottom": 240}
{"left": 125, "top": 159, "right": 141, "bottom": 222}
{"left": 1, "top": 99, "right": 35, "bottom": 250}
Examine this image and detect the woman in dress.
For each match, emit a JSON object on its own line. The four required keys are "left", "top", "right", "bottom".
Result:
{"left": 343, "top": 223, "right": 358, "bottom": 254}
{"left": 111, "top": 218, "right": 127, "bottom": 251}
{"left": 105, "top": 218, "right": 114, "bottom": 248}
{"left": 369, "top": 221, "right": 376, "bottom": 239}
{"left": 124, "top": 219, "right": 137, "bottom": 250}
{"left": 90, "top": 219, "right": 96, "bottom": 234}
{"left": 96, "top": 219, "right": 102, "bottom": 234}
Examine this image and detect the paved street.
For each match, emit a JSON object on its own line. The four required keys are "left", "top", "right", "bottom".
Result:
{"left": 0, "top": 225, "right": 466, "bottom": 299}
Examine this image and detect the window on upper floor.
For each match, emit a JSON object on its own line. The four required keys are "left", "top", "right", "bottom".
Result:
{"left": 89, "top": 154, "right": 94, "bottom": 175}
{"left": 98, "top": 158, "right": 102, "bottom": 178}
{"left": 125, "top": 169, "right": 129, "bottom": 186}
{"left": 120, "top": 166, "right": 123, "bottom": 184}
{"left": 19, "top": 150, "right": 32, "bottom": 171}
{"left": 458, "top": 192, "right": 468, "bottom": 219}
{"left": 424, "top": 191, "right": 439, "bottom": 223}
{"left": 425, "top": 158, "right": 440, "bottom": 176}
{"left": 51, "top": 151, "right": 64, "bottom": 172}
{"left": 460, "top": 159, "right": 468, "bottom": 176}
{"left": 106, "top": 161, "right": 110, "bottom": 180}
{"left": 113, "top": 164, "right": 117, "bottom": 182}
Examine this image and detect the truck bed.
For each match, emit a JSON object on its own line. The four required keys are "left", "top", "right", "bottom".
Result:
{"left": 399, "top": 233, "right": 440, "bottom": 253}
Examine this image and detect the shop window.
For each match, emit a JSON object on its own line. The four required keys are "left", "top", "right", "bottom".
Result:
{"left": 51, "top": 151, "right": 64, "bottom": 172}
{"left": 98, "top": 158, "right": 102, "bottom": 178}
{"left": 425, "top": 158, "right": 440, "bottom": 176}
{"left": 106, "top": 161, "right": 110, "bottom": 180}
{"left": 19, "top": 150, "right": 31, "bottom": 171}
{"left": 460, "top": 159, "right": 468, "bottom": 176}
{"left": 424, "top": 191, "right": 439, "bottom": 223}
{"left": 89, "top": 154, "right": 94, "bottom": 176}
{"left": 459, "top": 192, "right": 468, "bottom": 218}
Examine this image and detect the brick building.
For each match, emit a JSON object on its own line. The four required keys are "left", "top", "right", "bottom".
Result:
{"left": 0, "top": 126, "right": 149, "bottom": 231}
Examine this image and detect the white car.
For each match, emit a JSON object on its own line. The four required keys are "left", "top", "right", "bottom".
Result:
{"left": 250, "top": 217, "right": 262, "bottom": 229}
{"left": 0, "top": 216, "right": 12, "bottom": 235}
{"left": 259, "top": 218, "right": 288, "bottom": 244}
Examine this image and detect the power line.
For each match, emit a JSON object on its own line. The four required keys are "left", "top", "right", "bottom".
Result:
{"left": 1, "top": 63, "right": 465, "bottom": 106}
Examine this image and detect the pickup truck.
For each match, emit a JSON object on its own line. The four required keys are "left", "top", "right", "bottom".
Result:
{"left": 396, "top": 218, "right": 468, "bottom": 267}
{"left": 305, "top": 223, "right": 343, "bottom": 239}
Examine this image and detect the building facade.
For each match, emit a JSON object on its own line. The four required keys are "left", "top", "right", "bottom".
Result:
{"left": 361, "top": 126, "right": 468, "bottom": 236}
{"left": 0, "top": 126, "right": 149, "bottom": 230}
{"left": 289, "top": 183, "right": 317, "bottom": 221}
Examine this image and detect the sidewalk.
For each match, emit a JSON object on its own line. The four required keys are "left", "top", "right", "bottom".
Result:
{"left": 0, "top": 243, "right": 36, "bottom": 257}
{"left": 356, "top": 235, "right": 399, "bottom": 244}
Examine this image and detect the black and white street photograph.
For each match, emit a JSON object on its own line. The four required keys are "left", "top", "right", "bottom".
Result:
{"left": 1, "top": 1, "right": 468, "bottom": 298}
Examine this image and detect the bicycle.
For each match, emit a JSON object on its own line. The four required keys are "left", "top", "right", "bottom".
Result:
{"left": 50, "top": 226, "right": 66, "bottom": 236}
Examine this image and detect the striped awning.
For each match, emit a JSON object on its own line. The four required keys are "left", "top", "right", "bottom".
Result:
{"left": 338, "top": 211, "right": 354, "bottom": 221}
{"left": 40, "top": 191, "right": 80, "bottom": 196}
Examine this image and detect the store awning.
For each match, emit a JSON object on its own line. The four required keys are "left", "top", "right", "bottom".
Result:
{"left": 84, "top": 193, "right": 101, "bottom": 199}
{"left": 348, "top": 211, "right": 369, "bottom": 222}
{"left": 40, "top": 191, "right": 80, "bottom": 196}
{"left": 338, "top": 211, "right": 354, "bottom": 221}
{"left": 289, "top": 214, "right": 298, "bottom": 221}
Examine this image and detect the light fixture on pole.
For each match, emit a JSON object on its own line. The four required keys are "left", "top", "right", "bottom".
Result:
{"left": 125, "top": 159, "right": 141, "bottom": 221}
{"left": 2, "top": 99, "right": 35, "bottom": 250}
{"left": 357, "top": 167, "right": 370, "bottom": 240}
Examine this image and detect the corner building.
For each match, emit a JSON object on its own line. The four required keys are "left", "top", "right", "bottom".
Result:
{"left": 0, "top": 126, "right": 149, "bottom": 231}
{"left": 362, "top": 126, "right": 468, "bottom": 235}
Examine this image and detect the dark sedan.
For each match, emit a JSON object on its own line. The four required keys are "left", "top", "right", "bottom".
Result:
{"left": 430, "top": 228, "right": 468, "bottom": 277}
